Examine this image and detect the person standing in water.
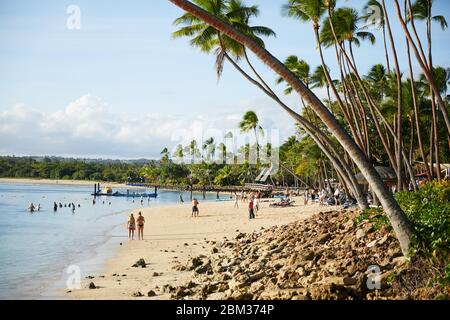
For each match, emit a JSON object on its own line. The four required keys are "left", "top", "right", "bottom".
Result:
{"left": 136, "top": 211, "right": 145, "bottom": 240}
{"left": 192, "top": 198, "right": 199, "bottom": 217}
{"left": 127, "top": 214, "right": 136, "bottom": 240}
{"left": 53, "top": 202, "right": 58, "bottom": 212}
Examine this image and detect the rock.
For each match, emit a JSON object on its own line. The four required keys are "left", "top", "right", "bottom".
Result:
{"left": 367, "top": 240, "right": 378, "bottom": 248}
{"left": 392, "top": 256, "right": 407, "bottom": 267}
{"left": 236, "top": 233, "right": 246, "bottom": 240}
{"left": 318, "top": 233, "right": 331, "bottom": 244}
{"left": 88, "top": 282, "right": 97, "bottom": 289}
{"left": 132, "top": 291, "right": 144, "bottom": 297}
{"left": 301, "top": 251, "right": 315, "bottom": 261}
{"left": 162, "top": 284, "right": 175, "bottom": 293}
{"left": 132, "top": 258, "right": 147, "bottom": 268}
{"left": 188, "top": 257, "right": 203, "bottom": 270}
{"left": 356, "top": 229, "right": 366, "bottom": 240}
{"left": 153, "top": 272, "right": 161, "bottom": 277}
{"left": 212, "top": 247, "right": 219, "bottom": 254}
{"left": 147, "top": 290, "right": 157, "bottom": 297}
{"left": 228, "top": 279, "right": 247, "bottom": 290}
{"left": 343, "top": 277, "right": 357, "bottom": 286}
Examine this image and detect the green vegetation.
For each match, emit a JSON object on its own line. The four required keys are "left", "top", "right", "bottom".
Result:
{"left": 0, "top": 156, "right": 144, "bottom": 183}
{"left": 396, "top": 181, "right": 450, "bottom": 253}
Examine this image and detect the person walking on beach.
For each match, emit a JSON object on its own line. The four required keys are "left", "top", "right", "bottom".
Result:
{"left": 248, "top": 196, "right": 255, "bottom": 219}
{"left": 136, "top": 211, "right": 145, "bottom": 240}
{"left": 192, "top": 198, "right": 199, "bottom": 217}
{"left": 127, "top": 213, "right": 136, "bottom": 240}
{"left": 303, "top": 190, "right": 309, "bottom": 205}
{"left": 255, "top": 191, "right": 261, "bottom": 214}
{"left": 234, "top": 192, "right": 239, "bottom": 209}
{"left": 334, "top": 187, "right": 340, "bottom": 207}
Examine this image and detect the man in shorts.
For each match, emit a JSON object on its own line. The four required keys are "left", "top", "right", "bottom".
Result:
{"left": 192, "top": 198, "right": 199, "bottom": 217}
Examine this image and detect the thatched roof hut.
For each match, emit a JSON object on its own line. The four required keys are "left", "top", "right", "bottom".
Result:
{"left": 355, "top": 166, "right": 397, "bottom": 185}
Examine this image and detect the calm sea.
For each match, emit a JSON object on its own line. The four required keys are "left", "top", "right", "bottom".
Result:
{"left": 0, "top": 183, "right": 230, "bottom": 299}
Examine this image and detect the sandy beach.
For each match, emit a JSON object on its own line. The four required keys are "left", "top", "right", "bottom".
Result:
{"left": 67, "top": 197, "right": 324, "bottom": 300}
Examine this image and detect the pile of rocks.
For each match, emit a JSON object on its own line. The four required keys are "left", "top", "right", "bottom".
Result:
{"left": 169, "top": 210, "right": 415, "bottom": 300}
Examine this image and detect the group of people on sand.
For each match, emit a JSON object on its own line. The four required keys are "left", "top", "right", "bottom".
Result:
{"left": 127, "top": 211, "right": 146, "bottom": 240}
{"left": 303, "top": 186, "right": 343, "bottom": 206}
{"left": 245, "top": 191, "right": 261, "bottom": 219}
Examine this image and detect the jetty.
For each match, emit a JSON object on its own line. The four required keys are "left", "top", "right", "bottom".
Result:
{"left": 91, "top": 183, "right": 158, "bottom": 198}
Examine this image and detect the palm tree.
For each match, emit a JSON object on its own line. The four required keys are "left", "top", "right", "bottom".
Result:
{"left": 160, "top": 147, "right": 170, "bottom": 164}
{"left": 363, "top": 0, "right": 391, "bottom": 73}
{"left": 174, "top": 0, "right": 368, "bottom": 208}
{"left": 410, "top": 0, "right": 448, "bottom": 181}
{"left": 380, "top": 0, "right": 405, "bottom": 190}
{"left": 173, "top": 144, "right": 185, "bottom": 163}
{"left": 239, "top": 110, "right": 263, "bottom": 162}
{"left": 168, "top": 0, "right": 414, "bottom": 256}
{"left": 276, "top": 56, "right": 311, "bottom": 95}
{"left": 392, "top": 0, "right": 450, "bottom": 135}
{"left": 203, "top": 137, "right": 215, "bottom": 162}
{"left": 217, "top": 142, "right": 227, "bottom": 164}
{"left": 311, "top": 65, "right": 332, "bottom": 109}
{"left": 173, "top": 0, "right": 275, "bottom": 81}
{"left": 365, "top": 64, "right": 388, "bottom": 102}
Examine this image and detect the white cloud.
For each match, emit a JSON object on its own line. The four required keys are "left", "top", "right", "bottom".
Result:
{"left": 0, "top": 94, "right": 298, "bottom": 158}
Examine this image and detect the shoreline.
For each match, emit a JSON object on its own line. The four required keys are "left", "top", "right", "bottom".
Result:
{"left": 0, "top": 178, "right": 145, "bottom": 189}
{"left": 67, "top": 197, "right": 325, "bottom": 299}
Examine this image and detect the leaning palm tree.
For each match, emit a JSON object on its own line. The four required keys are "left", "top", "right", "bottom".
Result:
{"left": 239, "top": 110, "right": 263, "bottom": 162}
{"left": 174, "top": 0, "right": 369, "bottom": 209}
{"left": 168, "top": 0, "right": 414, "bottom": 256}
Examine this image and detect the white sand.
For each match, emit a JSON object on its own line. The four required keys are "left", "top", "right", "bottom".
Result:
{"left": 67, "top": 197, "right": 326, "bottom": 300}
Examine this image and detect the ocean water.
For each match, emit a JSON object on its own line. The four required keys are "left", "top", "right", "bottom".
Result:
{"left": 0, "top": 183, "right": 230, "bottom": 299}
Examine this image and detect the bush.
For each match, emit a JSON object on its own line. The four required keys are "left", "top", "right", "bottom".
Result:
{"left": 396, "top": 181, "right": 450, "bottom": 253}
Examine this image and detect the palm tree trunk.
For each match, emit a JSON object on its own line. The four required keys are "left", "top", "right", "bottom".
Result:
{"left": 382, "top": 24, "right": 391, "bottom": 74}
{"left": 168, "top": 0, "right": 413, "bottom": 255}
{"left": 426, "top": 1, "right": 441, "bottom": 181}
{"left": 381, "top": 0, "right": 404, "bottom": 191}
{"left": 223, "top": 43, "right": 368, "bottom": 208}
{"left": 395, "top": 0, "right": 450, "bottom": 135}
{"left": 404, "top": 4, "right": 431, "bottom": 180}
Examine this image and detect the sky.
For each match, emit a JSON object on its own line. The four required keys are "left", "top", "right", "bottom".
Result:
{"left": 0, "top": 0, "right": 449, "bottom": 159}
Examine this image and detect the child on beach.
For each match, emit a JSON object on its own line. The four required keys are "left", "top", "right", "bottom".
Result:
{"left": 192, "top": 198, "right": 199, "bottom": 217}
{"left": 136, "top": 211, "right": 145, "bottom": 240}
{"left": 127, "top": 213, "right": 136, "bottom": 240}
{"left": 234, "top": 192, "right": 239, "bottom": 209}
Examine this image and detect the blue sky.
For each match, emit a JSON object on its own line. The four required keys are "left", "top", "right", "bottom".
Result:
{"left": 0, "top": 0, "right": 449, "bottom": 159}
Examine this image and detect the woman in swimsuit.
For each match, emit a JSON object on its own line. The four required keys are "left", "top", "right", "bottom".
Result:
{"left": 136, "top": 212, "right": 145, "bottom": 240}
{"left": 127, "top": 214, "right": 136, "bottom": 240}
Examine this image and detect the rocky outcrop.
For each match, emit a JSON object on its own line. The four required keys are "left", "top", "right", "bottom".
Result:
{"left": 168, "top": 210, "right": 428, "bottom": 300}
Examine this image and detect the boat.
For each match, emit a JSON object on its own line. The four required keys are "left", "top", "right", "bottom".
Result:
{"left": 91, "top": 185, "right": 157, "bottom": 198}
